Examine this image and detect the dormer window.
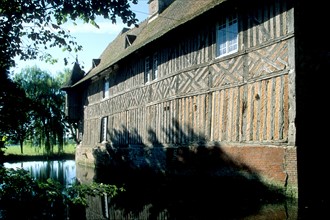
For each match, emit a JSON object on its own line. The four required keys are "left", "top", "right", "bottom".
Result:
{"left": 92, "top": 59, "right": 101, "bottom": 68}
{"left": 125, "top": 34, "right": 136, "bottom": 48}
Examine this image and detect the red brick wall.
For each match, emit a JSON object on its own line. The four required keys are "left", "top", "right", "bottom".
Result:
{"left": 221, "top": 145, "right": 297, "bottom": 186}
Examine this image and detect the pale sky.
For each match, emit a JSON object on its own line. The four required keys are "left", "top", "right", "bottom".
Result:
{"left": 11, "top": 0, "right": 149, "bottom": 76}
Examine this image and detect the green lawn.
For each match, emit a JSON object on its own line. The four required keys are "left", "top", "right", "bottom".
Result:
{"left": 4, "top": 144, "right": 76, "bottom": 156}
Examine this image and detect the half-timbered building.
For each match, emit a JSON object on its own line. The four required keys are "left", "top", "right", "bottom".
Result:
{"left": 62, "top": 0, "right": 330, "bottom": 204}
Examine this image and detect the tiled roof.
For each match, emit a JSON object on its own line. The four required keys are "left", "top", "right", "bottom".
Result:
{"left": 73, "top": 0, "right": 227, "bottom": 86}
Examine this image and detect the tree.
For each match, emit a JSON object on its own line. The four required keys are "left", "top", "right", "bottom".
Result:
{"left": 13, "top": 66, "right": 67, "bottom": 154}
{"left": 1, "top": 0, "right": 138, "bottom": 152}
{"left": 0, "top": 71, "right": 33, "bottom": 154}
{"left": 6, "top": 92, "right": 33, "bottom": 154}
{"left": 0, "top": 0, "right": 138, "bottom": 70}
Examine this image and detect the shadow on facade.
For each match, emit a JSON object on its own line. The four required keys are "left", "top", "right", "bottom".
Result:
{"left": 86, "top": 119, "right": 297, "bottom": 220}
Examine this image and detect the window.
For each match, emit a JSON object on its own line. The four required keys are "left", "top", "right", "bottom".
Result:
{"left": 216, "top": 14, "right": 238, "bottom": 57}
{"left": 152, "top": 52, "right": 158, "bottom": 80}
{"left": 145, "top": 56, "right": 151, "bottom": 83}
{"left": 103, "top": 78, "right": 109, "bottom": 98}
{"left": 100, "top": 116, "right": 108, "bottom": 143}
{"left": 125, "top": 34, "right": 136, "bottom": 48}
{"left": 145, "top": 53, "right": 158, "bottom": 83}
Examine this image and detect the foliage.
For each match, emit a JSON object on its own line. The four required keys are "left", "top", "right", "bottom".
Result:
{"left": 67, "top": 182, "right": 125, "bottom": 206}
{"left": 12, "top": 66, "right": 68, "bottom": 154}
{"left": 1, "top": 1, "right": 139, "bottom": 150}
{"left": 0, "top": 166, "right": 124, "bottom": 219}
{"left": 0, "top": 72, "right": 33, "bottom": 156}
{"left": 0, "top": 137, "right": 7, "bottom": 157}
{"left": 1, "top": 66, "right": 77, "bottom": 158}
{"left": 0, "top": 75, "right": 28, "bottom": 132}
{"left": 0, "top": 0, "right": 138, "bottom": 70}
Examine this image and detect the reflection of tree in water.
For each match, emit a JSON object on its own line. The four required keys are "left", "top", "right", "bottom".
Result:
{"left": 89, "top": 119, "right": 295, "bottom": 220}
{"left": 16, "top": 160, "right": 76, "bottom": 187}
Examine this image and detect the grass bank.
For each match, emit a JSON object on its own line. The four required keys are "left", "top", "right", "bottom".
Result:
{"left": 1, "top": 144, "right": 76, "bottom": 163}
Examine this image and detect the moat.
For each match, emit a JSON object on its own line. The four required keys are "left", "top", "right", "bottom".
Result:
{"left": 3, "top": 159, "right": 303, "bottom": 220}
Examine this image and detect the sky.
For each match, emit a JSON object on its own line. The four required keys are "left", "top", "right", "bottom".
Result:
{"left": 11, "top": 0, "right": 149, "bottom": 77}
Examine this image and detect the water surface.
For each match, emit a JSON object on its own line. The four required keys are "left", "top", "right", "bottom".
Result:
{"left": 3, "top": 161, "right": 301, "bottom": 219}
{"left": 3, "top": 160, "right": 76, "bottom": 187}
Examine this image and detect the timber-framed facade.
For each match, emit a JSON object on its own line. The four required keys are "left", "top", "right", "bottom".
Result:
{"left": 63, "top": 0, "right": 329, "bottom": 203}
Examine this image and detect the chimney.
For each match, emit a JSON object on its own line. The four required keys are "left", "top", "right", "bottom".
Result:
{"left": 148, "top": 0, "right": 174, "bottom": 21}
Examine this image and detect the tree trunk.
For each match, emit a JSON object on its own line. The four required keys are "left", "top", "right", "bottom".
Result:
{"left": 45, "top": 130, "right": 51, "bottom": 154}
{"left": 69, "top": 122, "right": 79, "bottom": 144}
{"left": 58, "top": 128, "right": 64, "bottom": 154}
{"left": 0, "top": 140, "right": 5, "bottom": 158}
{"left": 20, "top": 139, "right": 24, "bottom": 154}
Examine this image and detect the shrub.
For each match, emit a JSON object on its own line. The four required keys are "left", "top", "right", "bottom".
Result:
{"left": 0, "top": 166, "right": 124, "bottom": 219}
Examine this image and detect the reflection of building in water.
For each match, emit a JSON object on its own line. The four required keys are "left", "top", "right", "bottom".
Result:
{"left": 80, "top": 167, "right": 298, "bottom": 220}
{"left": 75, "top": 163, "right": 96, "bottom": 184}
